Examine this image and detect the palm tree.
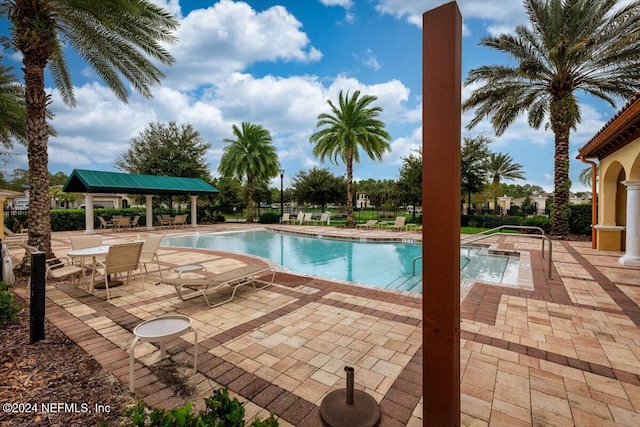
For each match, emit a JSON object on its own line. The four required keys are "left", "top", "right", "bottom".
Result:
{"left": 579, "top": 164, "right": 599, "bottom": 188}
{"left": 0, "top": 61, "right": 26, "bottom": 151}
{"left": 1, "top": 0, "right": 178, "bottom": 256}
{"left": 487, "top": 152, "right": 525, "bottom": 211}
{"left": 218, "top": 122, "right": 280, "bottom": 223}
{"left": 462, "top": 0, "right": 640, "bottom": 236}
{"left": 310, "top": 90, "right": 391, "bottom": 228}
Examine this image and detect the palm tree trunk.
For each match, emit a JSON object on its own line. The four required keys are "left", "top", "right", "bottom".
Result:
{"left": 345, "top": 156, "right": 355, "bottom": 228}
{"left": 246, "top": 176, "right": 255, "bottom": 223}
{"left": 550, "top": 96, "right": 574, "bottom": 237}
{"left": 24, "top": 55, "right": 53, "bottom": 258}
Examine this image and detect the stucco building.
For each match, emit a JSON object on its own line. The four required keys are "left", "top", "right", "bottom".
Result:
{"left": 578, "top": 93, "right": 640, "bottom": 266}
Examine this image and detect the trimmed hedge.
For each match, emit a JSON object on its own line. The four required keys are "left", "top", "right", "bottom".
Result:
{"left": 460, "top": 203, "right": 593, "bottom": 236}
{"left": 258, "top": 212, "right": 281, "bottom": 224}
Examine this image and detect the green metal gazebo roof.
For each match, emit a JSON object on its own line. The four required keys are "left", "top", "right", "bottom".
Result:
{"left": 62, "top": 169, "right": 218, "bottom": 196}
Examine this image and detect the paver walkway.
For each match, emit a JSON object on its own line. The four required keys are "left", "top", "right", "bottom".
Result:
{"left": 7, "top": 224, "right": 640, "bottom": 425}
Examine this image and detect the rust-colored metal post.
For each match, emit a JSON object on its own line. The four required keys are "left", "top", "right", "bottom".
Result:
{"left": 423, "top": 2, "right": 461, "bottom": 425}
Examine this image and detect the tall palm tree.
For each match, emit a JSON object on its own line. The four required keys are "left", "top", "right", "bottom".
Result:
{"left": 218, "top": 122, "right": 280, "bottom": 223}
{"left": 1, "top": 0, "right": 178, "bottom": 256}
{"left": 0, "top": 61, "right": 26, "bottom": 151}
{"left": 462, "top": 0, "right": 640, "bottom": 236}
{"left": 310, "top": 90, "right": 391, "bottom": 228}
{"left": 487, "top": 152, "right": 525, "bottom": 210}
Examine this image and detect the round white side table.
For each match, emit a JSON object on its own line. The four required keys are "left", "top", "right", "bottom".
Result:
{"left": 129, "top": 314, "right": 197, "bottom": 392}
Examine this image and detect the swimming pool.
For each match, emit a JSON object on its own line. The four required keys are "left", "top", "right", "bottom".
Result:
{"left": 164, "top": 230, "right": 420, "bottom": 288}
{"left": 163, "top": 230, "right": 520, "bottom": 293}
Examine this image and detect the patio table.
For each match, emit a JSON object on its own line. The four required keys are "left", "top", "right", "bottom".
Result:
{"left": 129, "top": 315, "right": 197, "bottom": 392}
{"left": 67, "top": 245, "right": 110, "bottom": 293}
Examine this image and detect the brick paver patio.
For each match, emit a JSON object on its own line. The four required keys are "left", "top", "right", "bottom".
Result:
{"left": 7, "top": 223, "right": 640, "bottom": 425}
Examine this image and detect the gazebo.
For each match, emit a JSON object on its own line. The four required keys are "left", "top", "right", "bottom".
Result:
{"left": 62, "top": 169, "right": 218, "bottom": 234}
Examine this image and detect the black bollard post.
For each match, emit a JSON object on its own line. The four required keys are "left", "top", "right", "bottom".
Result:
{"left": 345, "top": 366, "right": 355, "bottom": 405}
{"left": 30, "top": 251, "right": 46, "bottom": 343}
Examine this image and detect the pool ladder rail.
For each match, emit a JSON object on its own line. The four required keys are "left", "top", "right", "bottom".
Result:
{"left": 410, "top": 225, "right": 552, "bottom": 280}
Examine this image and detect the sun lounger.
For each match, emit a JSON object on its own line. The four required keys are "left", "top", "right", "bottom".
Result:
{"left": 157, "top": 265, "right": 276, "bottom": 308}
{"left": 356, "top": 220, "right": 378, "bottom": 229}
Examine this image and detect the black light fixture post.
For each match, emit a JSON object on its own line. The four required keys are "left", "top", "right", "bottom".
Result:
{"left": 279, "top": 169, "right": 285, "bottom": 218}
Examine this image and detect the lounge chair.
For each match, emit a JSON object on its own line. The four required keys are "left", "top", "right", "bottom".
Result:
{"left": 280, "top": 213, "right": 291, "bottom": 224}
{"left": 97, "top": 216, "right": 112, "bottom": 230}
{"left": 157, "top": 265, "right": 276, "bottom": 308}
{"left": 388, "top": 216, "right": 407, "bottom": 231}
{"left": 302, "top": 212, "right": 314, "bottom": 225}
{"left": 292, "top": 212, "right": 305, "bottom": 225}
{"left": 172, "top": 214, "right": 187, "bottom": 227}
{"left": 315, "top": 213, "right": 329, "bottom": 226}
{"left": 140, "top": 234, "right": 164, "bottom": 277}
{"left": 156, "top": 214, "right": 171, "bottom": 227}
{"left": 129, "top": 215, "right": 141, "bottom": 229}
{"left": 356, "top": 220, "right": 378, "bottom": 229}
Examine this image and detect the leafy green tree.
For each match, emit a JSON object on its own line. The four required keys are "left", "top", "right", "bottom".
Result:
{"left": 49, "top": 171, "right": 68, "bottom": 186}
{"left": 461, "top": 135, "right": 491, "bottom": 211}
{"left": 211, "top": 177, "right": 245, "bottom": 211}
{"left": 487, "top": 152, "right": 525, "bottom": 211}
{"left": 0, "top": 61, "right": 26, "bottom": 152}
{"left": 1, "top": 0, "right": 178, "bottom": 255}
{"left": 462, "top": 0, "right": 640, "bottom": 236}
{"left": 397, "top": 148, "right": 422, "bottom": 218}
{"left": 116, "top": 121, "right": 211, "bottom": 208}
{"left": 310, "top": 90, "right": 391, "bottom": 227}
{"left": 291, "top": 167, "right": 345, "bottom": 211}
{"left": 218, "top": 122, "right": 280, "bottom": 223}
{"left": 499, "top": 183, "right": 545, "bottom": 199}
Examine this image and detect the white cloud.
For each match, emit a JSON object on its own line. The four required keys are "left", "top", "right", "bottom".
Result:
{"left": 162, "top": 0, "right": 321, "bottom": 90}
{"left": 319, "top": 0, "right": 353, "bottom": 8}
{"left": 374, "top": 0, "right": 527, "bottom": 33}
{"left": 387, "top": 126, "right": 422, "bottom": 166}
{"left": 355, "top": 49, "right": 382, "bottom": 70}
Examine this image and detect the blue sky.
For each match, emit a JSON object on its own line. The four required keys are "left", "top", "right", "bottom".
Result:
{"left": 0, "top": 0, "right": 630, "bottom": 192}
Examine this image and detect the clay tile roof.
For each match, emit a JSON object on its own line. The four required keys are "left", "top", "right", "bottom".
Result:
{"left": 577, "top": 92, "right": 640, "bottom": 159}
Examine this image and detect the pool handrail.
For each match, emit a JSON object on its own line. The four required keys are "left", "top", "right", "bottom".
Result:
{"left": 413, "top": 226, "right": 553, "bottom": 279}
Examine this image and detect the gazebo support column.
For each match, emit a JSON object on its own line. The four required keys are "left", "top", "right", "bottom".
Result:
{"left": 620, "top": 180, "right": 640, "bottom": 266}
{"left": 190, "top": 196, "right": 198, "bottom": 228}
{"left": 145, "top": 195, "right": 154, "bottom": 231}
{"left": 84, "top": 194, "right": 95, "bottom": 234}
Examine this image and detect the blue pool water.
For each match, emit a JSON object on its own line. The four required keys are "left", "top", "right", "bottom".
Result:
{"left": 164, "top": 230, "right": 421, "bottom": 289}
{"left": 163, "top": 230, "right": 519, "bottom": 293}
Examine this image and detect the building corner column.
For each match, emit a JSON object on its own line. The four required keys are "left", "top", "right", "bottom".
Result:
{"left": 620, "top": 180, "right": 640, "bottom": 266}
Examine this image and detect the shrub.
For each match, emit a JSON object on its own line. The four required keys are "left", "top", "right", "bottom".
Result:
{"left": 258, "top": 212, "right": 281, "bottom": 224}
{"left": 521, "top": 216, "right": 552, "bottom": 233}
{"left": 569, "top": 203, "right": 592, "bottom": 235}
{"left": 0, "top": 281, "right": 22, "bottom": 327}
{"left": 126, "top": 387, "right": 278, "bottom": 426}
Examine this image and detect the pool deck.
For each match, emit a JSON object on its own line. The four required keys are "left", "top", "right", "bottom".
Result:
{"left": 7, "top": 223, "right": 640, "bottom": 426}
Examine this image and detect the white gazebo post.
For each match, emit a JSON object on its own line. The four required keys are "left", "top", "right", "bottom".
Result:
{"left": 620, "top": 180, "right": 640, "bottom": 266}
{"left": 145, "top": 195, "right": 154, "bottom": 231}
{"left": 498, "top": 195, "right": 513, "bottom": 216}
{"left": 190, "top": 196, "right": 198, "bottom": 228}
{"left": 531, "top": 194, "right": 549, "bottom": 215}
{"left": 84, "top": 193, "right": 95, "bottom": 234}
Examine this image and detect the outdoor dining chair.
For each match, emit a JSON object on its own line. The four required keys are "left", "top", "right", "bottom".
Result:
{"left": 140, "top": 234, "right": 164, "bottom": 277}
{"left": 95, "top": 242, "right": 144, "bottom": 300}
